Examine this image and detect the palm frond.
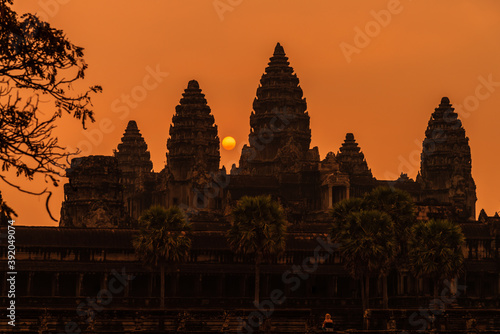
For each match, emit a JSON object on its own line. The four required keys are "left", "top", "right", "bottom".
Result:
{"left": 133, "top": 205, "right": 192, "bottom": 267}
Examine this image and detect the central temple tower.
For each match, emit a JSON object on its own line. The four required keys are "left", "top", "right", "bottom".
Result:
{"left": 164, "top": 80, "right": 221, "bottom": 209}
{"left": 239, "top": 43, "right": 314, "bottom": 175}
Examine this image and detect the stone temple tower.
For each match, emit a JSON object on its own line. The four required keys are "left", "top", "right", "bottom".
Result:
{"left": 60, "top": 156, "right": 126, "bottom": 228}
{"left": 114, "top": 120, "right": 154, "bottom": 220}
{"left": 239, "top": 42, "right": 315, "bottom": 175}
{"left": 336, "top": 133, "right": 373, "bottom": 178}
{"left": 336, "top": 133, "right": 374, "bottom": 198}
{"left": 165, "top": 80, "right": 221, "bottom": 208}
{"left": 417, "top": 97, "right": 477, "bottom": 221}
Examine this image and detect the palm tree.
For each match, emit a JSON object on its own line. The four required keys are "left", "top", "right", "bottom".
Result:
{"left": 133, "top": 205, "right": 191, "bottom": 308}
{"left": 330, "top": 197, "right": 365, "bottom": 238}
{"left": 364, "top": 187, "right": 417, "bottom": 307}
{"left": 408, "top": 219, "right": 465, "bottom": 299}
{"left": 227, "top": 195, "right": 287, "bottom": 307}
{"left": 330, "top": 208, "right": 396, "bottom": 311}
{"left": 365, "top": 187, "right": 417, "bottom": 264}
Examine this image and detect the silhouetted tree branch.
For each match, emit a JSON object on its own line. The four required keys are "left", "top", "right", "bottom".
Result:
{"left": 0, "top": 0, "right": 102, "bottom": 222}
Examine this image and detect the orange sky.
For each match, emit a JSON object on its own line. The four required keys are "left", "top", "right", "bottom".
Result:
{"left": 5, "top": 0, "right": 500, "bottom": 226}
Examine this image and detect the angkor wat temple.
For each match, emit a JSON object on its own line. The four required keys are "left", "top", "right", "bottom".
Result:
{"left": 1, "top": 43, "right": 500, "bottom": 333}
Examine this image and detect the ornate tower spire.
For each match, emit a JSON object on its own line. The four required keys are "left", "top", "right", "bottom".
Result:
{"left": 114, "top": 120, "right": 153, "bottom": 219}
{"left": 240, "top": 42, "right": 312, "bottom": 174}
{"left": 417, "top": 97, "right": 476, "bottom": 221}
{"left": 336, "top": 133, "right": 373, "bottom": 178}
{"left": 166, "top": 80, "right": 220, "bottom": 181}
{"left": 115, "top": 120, "right": 153, "bottom": 176}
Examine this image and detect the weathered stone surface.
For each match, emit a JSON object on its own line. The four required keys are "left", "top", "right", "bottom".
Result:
{"left": 238, "top": 43, "right": 312, "bottom": 176}
{"left": 166, "top": 80, "right": 220, "bottom": 180}
{"left": 60, "top": 155, "right": 127, "bottom": 228}
{"left": 417, "top": 97, "right": 477, "bottom": 221}
{"left": 115, "top": 120, "right": 154, "bottom": 220}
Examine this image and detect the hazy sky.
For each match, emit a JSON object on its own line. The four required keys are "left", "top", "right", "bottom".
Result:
{"left": 6, "top": 0, "right": 500, "bottom": 226}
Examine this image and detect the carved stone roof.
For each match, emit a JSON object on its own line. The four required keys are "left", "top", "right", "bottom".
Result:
{"left": 114, "top": 120, "right": 153, "bottom": 173}
{"left": 336, "top": 133, "right": 373, "bottom": 178}
{"left": 417, "top": 97, "right": 477, "bottom": 221}
{"left": 241, "top": 43, "right": 312, "bottom": 174}
{"left": 419, "top": 97, "right": 474, "bottom": 179}
{"left": 166, "top": 80, "right": 220, "bottom": 180}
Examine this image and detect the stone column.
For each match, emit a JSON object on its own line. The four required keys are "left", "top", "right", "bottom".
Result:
{"left": 328, "top": 186, "right": 333, "bottom": 209}
{"left": 171, "top": 272, "right": 179, "bottom": 297}
{"left": 52, "top": 273, "right": 59, "bottom": 296}
{"left": 479, "top": 271, "right": 485, "bottom": 299}
{"left": 103, "top": 273, "right": 109, "bottom": 290}
{"left": 195, "top": 274, "right": 202, "bottom": 296}
{"left": 27, "top": 272, "right": 33, "bottom": 296}
{"left": 377, "top": 276, "right": 382, "bottom": 299}
{"left": 217, "top": 274, "right": 226, "bottom": 298}
{"left": 147, "top": 273, "right": 153, "bottom": 298}
{"left": 76, "top": 273, "right": 83, "bottom": 297}
{"left": 498, "top": 273, "right": 500, "bottom": 298}
{"left": 260, "top": 274, "right": 268, "bottom": 297}
{"left": 241, "top": 275, "right": 247, "bottom": 298}
{"left": 306, "top": 278, "right": 312, "bottom": 298}
{"left": 123, "top": 273, "right": 131, "bottom": 299}
{"left": 100, "top": 272, "right": 106, "bottom": 291}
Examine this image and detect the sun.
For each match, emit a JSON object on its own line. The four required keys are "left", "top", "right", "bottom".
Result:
{"left": 222, "top": 136, "right": 236, "bottom": 150}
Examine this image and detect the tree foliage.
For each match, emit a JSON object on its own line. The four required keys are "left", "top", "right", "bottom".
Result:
{"left": 330, "top": 187, "right": 416, "bottom": 272}
{"left": 0, "top": 0, "right": 101, "bottom": 220}
{"left": 227, "top": 195, "right": 287, "bottom": 305}
{"left": 134, "top": 206, "right": 191, "bottom": 266}
{"left": 133, "top": 205, "right": 191, "bottom": 308}
{"left": 329, "top": 187, "right": 417, "bottom": 309}
{"left": 228, "top": 195, "right": 287, "bottom": 260}
{"left": 364, "top": 187, "right": 417, "bottom": 267}
{"left": 334, "top": 210, "right": 396, "bottom": 279}
{"left": 408, "top": 219, "right": 465, "bottom": 284}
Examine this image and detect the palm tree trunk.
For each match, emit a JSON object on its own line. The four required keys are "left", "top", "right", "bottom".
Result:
{"left": 365, "top": 275, "right": 370, "bottom": 310}
{"left": 254, "top": 260, "right": 260, "bottom": 307}
{"left": 362, "top": 276, "right": 370, "bottom": 330}
{"left": 382, "top": 274, "right": 388, "bottom": 309}
{"left": 360, "top": 278, "right": 366, "bottom": 311}
{"left": 433, "top": 277, "right": 439, "bottom": 300}
{"left": 160, "top": 263, "right": 165, "bottom": 309}
{"left": 173, "top": 270, "right": 179, "bottom": 297}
